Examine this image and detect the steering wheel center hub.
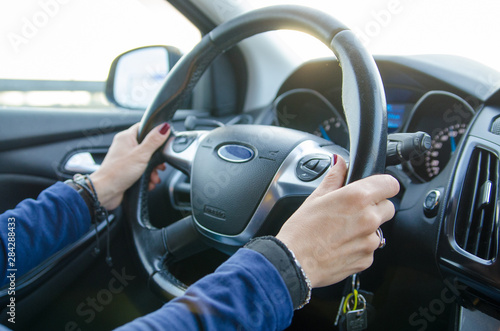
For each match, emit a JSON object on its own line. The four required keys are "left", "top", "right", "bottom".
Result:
{"left": 191, "top": 125, "right": 310, "bottom": 235}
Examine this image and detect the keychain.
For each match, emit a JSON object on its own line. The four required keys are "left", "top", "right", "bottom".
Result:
{"left": 335, "top": 274, "right": 368, "bottom": 331}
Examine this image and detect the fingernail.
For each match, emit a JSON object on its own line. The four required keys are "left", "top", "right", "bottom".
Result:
{"left": 331, "top": 154, "right": 338, "bottom": 167}
{"left": 159, "top": 123, "right": 170, "bottom": 135}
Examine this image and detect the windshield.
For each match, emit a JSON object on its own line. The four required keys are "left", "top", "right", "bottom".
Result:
{"left": 2, "top": 0, "right": 499, "bottom": 108}
{"left": 241, "top": 0, "right": 500, "bottom": 73}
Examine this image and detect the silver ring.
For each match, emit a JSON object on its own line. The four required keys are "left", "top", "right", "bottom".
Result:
{"left": 376, "top": 227, "right": 386, "bottom": 249}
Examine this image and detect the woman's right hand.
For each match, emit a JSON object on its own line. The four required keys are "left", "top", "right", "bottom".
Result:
{"left": 276, "top": 156, "right": 400, "bottom": 288}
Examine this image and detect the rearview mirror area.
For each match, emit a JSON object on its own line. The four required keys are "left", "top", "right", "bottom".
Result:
{"left": 105, "top": 46, "right": 182, "bottom": 109}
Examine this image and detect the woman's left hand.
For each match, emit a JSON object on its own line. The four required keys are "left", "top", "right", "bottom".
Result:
{"left": 89, "top": 122, "right": 171, "bottom": 210}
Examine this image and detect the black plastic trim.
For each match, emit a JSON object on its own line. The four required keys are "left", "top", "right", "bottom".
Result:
{"left": 164, "top": 1, "right": 248, "bottom": 116}
{"left": 167, "top": 0, "right": 216, "bottom": 34}
{"left": 0, "top": 108, "right": 142, "bottom": 152}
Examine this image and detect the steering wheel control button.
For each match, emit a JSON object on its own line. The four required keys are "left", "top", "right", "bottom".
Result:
{"left": 217, "top": 144, "right": 254, "bottom": 163}
{"left": 316, "top": 159, "right": 330, "bottom": 172}
{"left": 173, "top": 135, "right": 196, "bottom": 153}
{"left": 423, "top": 189, "right": 441, "bottom": 217}
{"left": 296, "top": 155, "right": 331, "bottom": 182}
{"left": 304, "top": 159, "right": 319, "bottom": 170}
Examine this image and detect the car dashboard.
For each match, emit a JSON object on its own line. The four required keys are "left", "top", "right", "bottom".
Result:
{"left": 270, "top": 54, "right": 500, "bottom": 327}
{"left": 273, "top": 56, "right": 480, "bottom": 182}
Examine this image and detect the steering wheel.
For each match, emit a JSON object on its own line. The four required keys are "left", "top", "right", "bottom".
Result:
{"left": 125, "top": 5, "right": 387, "bottom": 299}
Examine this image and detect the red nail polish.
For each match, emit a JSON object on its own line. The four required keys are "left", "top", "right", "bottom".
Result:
{"left": 159, "top": 123, "right": 170, "bottom": 135}
{"left": 332, "top": 154, "right": 338, "bottom": 166}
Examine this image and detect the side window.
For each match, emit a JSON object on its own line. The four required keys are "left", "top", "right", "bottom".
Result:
{"left": 0, "top": 0, "right": 201, "bottom": 109}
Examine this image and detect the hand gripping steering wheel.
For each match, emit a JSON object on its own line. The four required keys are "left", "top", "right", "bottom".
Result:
{"left": 125, "top": 5, "right": 387, "bottom": 299}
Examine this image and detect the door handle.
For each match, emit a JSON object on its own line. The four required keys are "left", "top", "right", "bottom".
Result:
{"left": 64, "top": 152, "right": 100, "bottom": 174}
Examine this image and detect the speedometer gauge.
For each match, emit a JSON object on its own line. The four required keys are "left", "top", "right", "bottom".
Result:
{"left": 422, "top": 123, "right": 467, "bottom": 179}
{"left": 313, "top": 117, "right": 345, "bottom": 141}
{"left": 274, "top": 88, "right": 349, "bottom": 149}
{"left": 406, "top": 91, "right": 474, "bottom": 182}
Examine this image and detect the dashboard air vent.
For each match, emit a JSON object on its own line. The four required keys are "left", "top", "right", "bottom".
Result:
{"left": 454, "top": 148, "right": 499, "bottom": 260}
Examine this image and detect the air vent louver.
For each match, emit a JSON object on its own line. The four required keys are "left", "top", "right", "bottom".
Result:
{"left": 455, "top": 148, "right": 499, "bottom": 260}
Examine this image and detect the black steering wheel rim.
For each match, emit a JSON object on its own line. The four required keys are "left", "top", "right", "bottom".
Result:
{"left": 127, "top": 5, "right": 387, "bottom": 299}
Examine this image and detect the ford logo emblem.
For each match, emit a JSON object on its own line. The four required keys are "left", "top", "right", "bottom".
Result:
{"left": 217, "top": 144, "right": 254, "bottom": 163}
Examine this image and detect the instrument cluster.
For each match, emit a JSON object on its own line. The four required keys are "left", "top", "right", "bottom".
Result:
{"left": 275, "top": 89, "right": 475, "bottom": 182}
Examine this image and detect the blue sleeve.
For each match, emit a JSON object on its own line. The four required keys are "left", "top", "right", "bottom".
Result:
{"left": 0, "top": 182, "right": 91, "bottom": 285}
{"left": 116, "top": 248, "right": 294, "bottom": 331}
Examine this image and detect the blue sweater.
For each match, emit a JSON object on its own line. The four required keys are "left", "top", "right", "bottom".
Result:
{"left": 0, "top": 183, "right": 293, "bottom": 330}
{"left": 0, "top": 182, "right": 91, "bottom": 283}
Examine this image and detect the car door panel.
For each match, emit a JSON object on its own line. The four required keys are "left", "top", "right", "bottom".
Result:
{"left": 0, "top": 108, "right": 143, "bottom": 203}
{"left": 0, "top": 107, "right": 143, "bottom": 325}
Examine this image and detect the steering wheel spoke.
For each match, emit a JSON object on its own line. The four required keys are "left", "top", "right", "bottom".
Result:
{"left": 163, "top": 215, "right": 209, "bottom": 262}
{"left": 162, "top": 131, "right": 209, "bottom": 175}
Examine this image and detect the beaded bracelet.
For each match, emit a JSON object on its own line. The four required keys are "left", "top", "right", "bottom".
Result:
{"left": 65, "top": 174, "right": 112, "bottom": 266}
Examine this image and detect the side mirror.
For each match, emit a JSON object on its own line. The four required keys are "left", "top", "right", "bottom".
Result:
{"left": 105, "top": 46, "right": 182, "bottom": 109}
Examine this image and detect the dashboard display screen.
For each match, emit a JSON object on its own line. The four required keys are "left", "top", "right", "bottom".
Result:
{"left": 387, "top": 104, "right": 406, "bottom": 133}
